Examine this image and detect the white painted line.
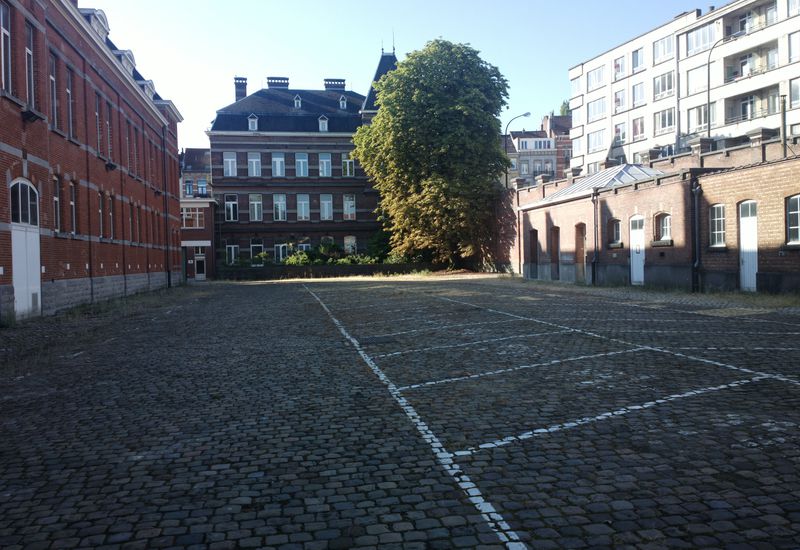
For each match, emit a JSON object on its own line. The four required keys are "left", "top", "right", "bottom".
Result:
{"left": 678, "top": 347, "right": 800, "bottom": 351}
{"left": 453, "top": 375, "right": 770, "bottom": 457}
{"left": 323, "top": 298, "right": 431, "bottom": 313}
{"left": 373, "top": 329, "right": 574, "bottom": 359}
{"left": 349, "top": 309, "right": 467, "bottom": 328}
{"left": 368, "top": 318, "right": 520, "bottom": 339}
{"left": 592, "top": 329, "right": 800, "bottom": 335}
{"left": 397, "top": 348, "right": 647, "bottom": 391}
{"left": 304, "top": 285, "right": 526, "bottom": 549}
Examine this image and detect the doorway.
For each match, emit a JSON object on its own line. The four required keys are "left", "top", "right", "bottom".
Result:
{"left": 739, "top": 201, "right": 758, "bottom": 291}
{"left": 575, "top": 223, "right": 586, "bottom": 284}
{"left": 529, "top": 229, "right": 538, "bottom": 279}
{"left": 550, "top": 226, "right": 560, "bottom": 281}
{"left": 630, "top": 216, "right": 645, "bottom": 285}
{"left": 10, "top": 180, "right": 41, "bottom": 318}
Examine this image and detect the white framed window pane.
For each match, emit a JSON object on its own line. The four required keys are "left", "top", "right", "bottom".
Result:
{"left": 344, "top": 235, "right": 356, "bottom": 254}
{"left": 320, "top": 193, "right": 333, "bottom": 220}
{"left": 613, "top": 56, "right": 625, "bottom": 80}
{"left": 223, "top": 152, "right": 237, "bottom": 177}
{"left": 343, "top": 194, "right": 356, "bottom": 220}
{"left": 632, "top": 48, "right": 644, "bottom": 72}
{"left": 295, "top": 152, "right": 308, "bottom": 177}
{"left": 686, "top": 66, "right": 707, "bottom": 95}
{"left": 272, "top": 152, "right": 285, "bottom": 177}
{"left": 653, "top": 71, "right": 674, "bottom": 100}
{"left": 587, "top": 98, "right": 606, "bottom": 122}
{"left": 614, "top": 122, "right": 626, "bottom": 144}
{"left": 319, "top": 153, "right": 331, "bottom": 177}
{"left": 273, "top": 193, "right": 286, "bottom": 221}
{"left": 297, "top": 193, "right": 310, "bottom": 221}
{"left": 614, "top": 90, "right": 626, "bottom": 113}
{"left": 587, "top": 129, "right": 605, "bottom": 152}
{"left": 653, "top": 36, "right": 674, "bottom": 63}
{"left": 249, "top": 193, "right": 262, "bottom": 222}
{"left": 687, "top": 23, "right": 715, "bottom": 56}
{"left": 247, "top": 152, "right": 261, "bottom": 177}
{"left": 632, "top": 83, "right": 644, "bottom": 106}
{"left": 788, "top": 195, "right": 800, "bottom": 243}
{"left": 587, "top": 66, "right": 604, "bottom": 91}
{"left": 275, "top": 243, "right": 288, "bottom": 261}
{"left": 710, "top": 204, "right": 726, "bottom": 246}
{"left": 224, "top": 194, "right": 238, "bottom": 221}
{"left": 791, "top": 32, "right": 800, "bottom": 63}
{"left": 791, "top": 78, "right": 800, "bottom": 109}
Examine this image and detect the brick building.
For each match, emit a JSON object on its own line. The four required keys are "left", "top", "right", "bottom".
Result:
{"left": 179, "top": 148, "right": 214, "bottom": 281}
{"left": 0, "top": 0, "right": 182, "bottom": 320}
{"left": 207, "top": 54, "right": 396, "bottom": 266}
{"left": 509, "top": 134, "right": 800, "bottom": 292}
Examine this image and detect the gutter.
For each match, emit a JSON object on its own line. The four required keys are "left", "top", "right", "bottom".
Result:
{"left": 691, "top": 178, "right": 702, "bottom": 292}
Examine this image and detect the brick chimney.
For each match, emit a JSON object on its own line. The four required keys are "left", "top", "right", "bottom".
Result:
{"left": 234, "top": 77, "right": 247, "bottom": 102}
{"left": 267, "top": 77, "right": 290, "bottom": 89}
{"left": 324, "top": 78, "right": 346, "bottom": 90}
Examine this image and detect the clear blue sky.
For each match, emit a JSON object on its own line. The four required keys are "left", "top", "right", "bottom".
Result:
{"left": 86, "top": 0, "right": 703, "bottom": 150}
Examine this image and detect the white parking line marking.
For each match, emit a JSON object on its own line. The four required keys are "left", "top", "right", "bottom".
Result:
{"left": 349, "top": 310, "right": 468, "bottom": 328}
{"left": 678, "top": 347, "right": 800, "bottom": 351}
{"left": 397, "top": 348, "right": 647, "bottom": 391}
{"left": 368, "top": 318, "right": 520, "bottom": 339}
{"left": 593, "top": 329, "right": 800, "bottom": 335}
{"left": 453, "top": 375, "right": 770, "bottom": 457}
{"left": 373, "top": 329, "right": 574, "bottom": 359}
{"left": 304, "top": 285, "right": 527, "bottom": 549}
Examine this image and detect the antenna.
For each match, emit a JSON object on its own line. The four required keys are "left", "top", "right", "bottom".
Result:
{"left": 392, "top": 29, "right": 395, "bottom": 54}
{"left": 381, "top": 39, "right": 384, "bottom": 55}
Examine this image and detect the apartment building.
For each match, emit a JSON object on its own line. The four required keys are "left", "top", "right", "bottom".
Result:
{"left": 180, "top": 148, "right": 214, "bottom": 281}
{"left": 504, "top": 115, "right": 571, "bottom": 188}
{"left": 569, "top": 0, "right": 800, "bottom": 174}
{"left": 1, "top": 0, "right": 181, "bottom": 320}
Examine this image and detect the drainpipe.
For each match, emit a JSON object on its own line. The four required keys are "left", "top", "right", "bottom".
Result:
{"left": 780, "top": 94, "right": 788, "bottom": 159}
{"left": 691, "top": 178, "right": 702, "bottom": 292}
{"left": 516, "top": 191, "right": 522, "bottom": 276}
{"left": 161, "top": 125, "right": 171, "bottom": 287}
{"left": 591, "top": 188, "right": 599, "bottom": 285}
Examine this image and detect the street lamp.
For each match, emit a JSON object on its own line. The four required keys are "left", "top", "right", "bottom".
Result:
{"left": 504, "top": 111, "right": 531, "bottom": 188}
{"left": 706, "top": 30, "right": 745, "bottom": 139}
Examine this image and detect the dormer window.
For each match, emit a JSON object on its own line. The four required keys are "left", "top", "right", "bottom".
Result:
{"left": 294, "top": 95, "right": 302, "bottom": 109}
{"left": 248, "top": 114, "right": 258, "bottom": 131}
{"left": 318, "top": 116, "right": 328, "bottom": 132}
{"left": 339, "top": 95, "right": 347, "bottom": 110}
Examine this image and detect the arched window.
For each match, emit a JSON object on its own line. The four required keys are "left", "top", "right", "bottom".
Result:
{"left": 787, "top": 194, "right": 800, "bottom": 244}
{"left": 607, "top": 218, "right": 621, "bottom": 245}
{"left": 10, "top": 180, "right": 39, "bottom": 226}
{"left": 655, "top": 213, "right": 671, "bottom": 240}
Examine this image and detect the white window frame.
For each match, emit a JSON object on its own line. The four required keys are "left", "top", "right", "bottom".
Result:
{"left": 224, "top": 194, "right": 238, "bottom": 222}
{"left": 791, "top": 32, "right": 800, "bottom": 64}
{"left": 69, "top": 183, "right": 76, "bottom": 234}
{"left": 632, "top": 82, "right": 645, "bottom": 107}
{"left": 294, "top": 95, "right": 301, "bottom": 108}
{"left": 686, "top": 66, "right": 707, "bottom": 96}
{"left": 248, "top": 114, "right": 258, "bottom": 131}
{"left": 520, "top": 160, "right": 529, "bottom": 175}
{"left": 273, "top": 193, "right": 286, "bottom": 221}
{"left": 344, "top": 235, "right": 357, "bottom": 255}
{"left": 653, "top": 71, "right": 674, "bottom": 100}
{"left": 250, "top": 239, "right": 264, "bottom": 266}
{"left": 9, "top": 179, "right": 39, "bottom": 226}
{"left": 654, "top": 108, "right": 675, "bottom": 135}
{"left": 791, "top": 78, "right": 800, "bottom": 109}
{"left": 632, "top": 117, "right": 645, "bottom": 141}
{"left": 318, "top": 116, "right": 328, "bottom": 132}
{"left": 613, "top": 56, "right": 625, "bottom": 81}
{"left": 614, "top": 122, "right": 626, "bottom": 144}
{"left": 656, "top": 213, "right": 672, "bottom": 240}
{"left": 614, "top": 89, "right": 626, "bottom": 113}
{"left": 65, "top": 68, "right": 74, "bottom": 138}
{"left": 197, "top": 179, "right": 207, "bottom": 195}
{"left": 319, "top": 153, "right": 331, "bottom": 177}
{"left": 587, "top": 97, "right": 606, "bottom": 122}
{"left": 570, "top": 77, "right": 581, "bottom": 97}
{"left": 108, "top": 195, "right": 114, "bottom": 239}
{"left": 223, "top": 152, "right": 237, "bottom": 177}
{"left": 342, "top": 153, "right": 355, "bottom": 177}
{"left": 587, "top": 66, "right": 604, "bottom": 91}
{"left": 632, "top": 48, "right": 644, "bottom": 72}
{"left": 787, "top": 195, "right": 800, "bottom": 244}
{"left": 297, "top": 193, "right": 310, "bottom": 221}
{"left": 295, "top": 152, "right": 308, "bottom": 177}
{"left": 791, "top": 0, "right": 800, "bottom": 16}
{"left": 274, "top": 243, "right": 288, "bottom": 262}
{"left": 226, "top": 244, "right": 239, "bottom": 265}
{"left": 298, "top": 242, "right": 312, "bottom": 252}
{"left": 710, "top": 204, "right": 726, "bottom": 247}
{"left": 339, "top": 95, "right": 347, "bottom": 110}
{"left": 653, "top": 36, "right": 674, "bottom": 64}
{"left": 688, "top": 103, "right": 715, "bottom": 133}
{"left": 249, "top": 193, "right": 262, "bottom": 222}
{"left": 53, "top": 177, "right": 61, "bottom": 232}
{"left": 609, "top": 219, "right": 621, "bottom": 245}
{"left": 25, "top": 23, "right": 34, "bottom": 107}
{"left": 343, "top": 194, "right": 356, "bottom": 220}
{"left": 184, "top": 179, "right": 194, "bottom": 197}
{"left": 271, "top": 152, "right": 285, "bottom": 177}
{"left": 320, "top": 193, "right": 333, "bottom": 221}
{"left": 247, "top": 152, "right": 261, "bottom": 177}
{"left": 587, "top": 129, "right": 605, "bottom": 153}
{"left": 49, "top": 53, "right": 58, "bottom": 127}
{"left": 181, "top": 207, "right": 204, "bottom": 229}
{"left": 0, "top": 1, "right": 10, "bottom": 93}
{"left": 687, "top": 23, "right": 715, "bottom": 56}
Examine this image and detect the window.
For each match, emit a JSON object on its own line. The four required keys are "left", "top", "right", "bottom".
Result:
{"left": 318, "top": 116, "right": 328, "bottom": 132}
{"left": 319, "top": 153, "right": 331, "bottom": 177}
{"left": 293, "top": 94, "right": 301, "bottom": 108}
{"left": 688, "top": 103, "right": 715, "bottom": 133}
{"left": 343, "top": 194, "right": 356, "bottom": 220}
{"left": 710, "top": 204, "right": 725, "bottom": 247}
{"left": 297, "top": 193, "right": 310, "bottom": 221}
{"left": 69, "top": 183, "right": 76, "bottom": 234}
{"left": 0, "top": 2, "right": 9, "bottom": 93}
{"left": 98, "top": 192, "right": 104, "bottom": 237}
{"left": 249, "top": 193, "right": 262, "bottom": 222}
{"left": 342, "top": 153, "right": 355, "bottom": 176}
{"left": 271, "top": 152, "right": 284, "bottom": 177}
{"left": 653, "top": 71, "right": 674, "bottom": 100}
{"left": 248, "top": 114, "right": 258, "bottom": 131}
{"left": 632, "top": 48, "right": 644, "bottom": 72}
{"left": 344, "top": 235, "right": 357, "bottom": 254}
{"left": 519, "top": 140, "right": 529, "bottom": 150}
{"left": 184, "top": 179, "right": 193, "bottom": 196}
{"left": 792, "top": 78, "right": 800, "bottom": 108}
{"left": 740, "top": 95, "right": 755, "bottom": 120}
{"left": 791, "top": 32, "right": 800, "bottom": 63}
{"left": 273, "top": 193, "right": 286, "bottom": 221}
{"left": 587, "top": 162, "right": 600, "bottom": 175}
{"left": 587, "top": 66, "right": 604, "bottom": 91}
{"left": 608, "top": 219, "right": 621, "bottom": 245}
{"left": 320, "top": 193, "right": 333, "bottom": 220}
{"left": 49, "top": 54, "right": 58, "bottom": 127}
{"left": 572, "top": 137, "right": 582, "bottom": 156}
{"left": 614, "top": 90, "right": 626, "bottom": 113}
{"left": 587, "top": 97, "right": 606, "bottom": 122}
{"left": 687, "top": 23, "right": 715, "bottom": 56}
{"left": 632, "top": 82, "right": 644, "bottom": 107}
{"left": 570, "top": 77, "right": 581, "bottom": 97}
{"left": 132, "top": 127, "right": 139, "bottom": 175}
{"left": 613, "top": 56, "right": 625, "bottom": 80}
{"left": 632, "top": 117, "right": 645, "bottom": 141}
{"left": 614, "top": 122, "right": 626, "bottom": 144}
{"left": 295, "top": 152, "right": 308, "bottom": 176}
{"left": 105, "top": 101, "right": 112, "bottom": 159}
{"left": 226, "top": 244, "right": 239, "bottom": 265}
{"left": 53, "top": 177, "right": 61, "bottom": 231}
{"left": 587, "top": 129, "right": 605, "bottom": 153}
{"left": 274, "top": 243, "right": 288, "bottom": 262}
{"left": 740, "top": 53, "right": 754, "bottom": 77}
{"left": 223, "top": 152, "right": 236, "bottom": 177}
{"left": 10, "top": 180, "right": 38, "bottom": 225}
{"left": 655, "top": 213, "right": 671, "bottom": 240}
{"left": 520, "top": 160, "right": 529, "bottom": 175}
{"left": 767, "top": 47, "right": 778, "bottom": 70}
{"left": 248, "top": 152, "right": 261, "bottom": 177}
{"left": 298, "top": 242, "right": 312, "bottom": 252}
{"left": 788, "top": 195, "right": 800, "bottom": 244}
{"left": 94, "top": 93, "right": 102, "bottom": 152}
{"left": 25, "top": 23, "right": 34, "bottom": 107}
{"left": 339, "top": 95, "right": 347, "bottom": 110}
{"left": 251, "top": 239, "right": 264, "bottom": 266}
{"left": 791, "top": 0, "right": 800, "bottom": 16}
{"left": 108, "top": 196, "right": 114, "bottom": 239}
{"left": 654, "top": 108, "right": 675, "bottom": 135}
{"left": 224, "top": 194, "right": 238, "bottom": 221}
{"left": 181, "top": 207, "right": 204, "bottom": 229}
{"left": 197, "top": 179, "right": 207, "bottom": 195}
{"left": 65, "top": 68, "right": 74, "bottom": 137}
{"left": 686, "top": 66, "right": 706, "bottom": 96}
{"left": 572, "top": 107, "right": 582, "bottom": 126}
{"left": 653, "top": 36, "right": 674, "bottom": 63}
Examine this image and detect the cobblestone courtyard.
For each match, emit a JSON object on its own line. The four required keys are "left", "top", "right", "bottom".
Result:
{"left": 2, "top": 276, "right": 800, "bottom": 549}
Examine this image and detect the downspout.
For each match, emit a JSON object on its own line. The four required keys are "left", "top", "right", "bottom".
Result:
{"left": 591, "top": 188, "right": 599, "bottom": 285}
{"left": 161, "top": 125, "right": 171, "bottom": 287}
{"left": 781, "top": 94, "right": 788, "bottom": 159}
{"left": 691, "top": 177, "right": 702, "bottom": 292}
{"left": 82, "top": 61, "right": 95, "bottom": 305}
{"left": 516, "top": 191, "right": 522, "bottom": 276}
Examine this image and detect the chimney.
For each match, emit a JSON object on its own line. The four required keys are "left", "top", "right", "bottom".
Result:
{"left": 234, "top": 77, "right": 247, "bottom": 102}
{"left": 324, "top": 78, "right": 346, "bottom": 90}
{"left": 267, "top": 77, "right": 289, "bottom": 89}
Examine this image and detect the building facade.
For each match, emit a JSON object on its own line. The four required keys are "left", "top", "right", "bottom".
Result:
{"left": 207, "top": 57, "right": 396, "bottom": 267}
{"left": 1, "top": 0, "right": 182, "bottom": 320}
{"left": 504, "top": 116, "right": 572, "bottom": 188}
{"left": 569, "top": 0, "right": 800, "bottom": 175}
{"left": 180, "top": 148, "right": 214, "bottom": 281}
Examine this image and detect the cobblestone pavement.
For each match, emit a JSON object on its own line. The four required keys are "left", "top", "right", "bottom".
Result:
{"left": 1, "top": 276, "right": 799, "bottom": 549}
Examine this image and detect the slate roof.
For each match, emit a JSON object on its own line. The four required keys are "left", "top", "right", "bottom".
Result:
{"left": 520, "top": 164, "right": 664, "bottom": 210}
{"left": 211, "top": 88, "right": 366, "bottom": 133}
{"left": 547, "top": 115, "right": 572, "bottom": 135}
{"left": 362, "top": 52, "right": 398, "bottom": 112}
{"left": 182, "top": 148, "right": 210, "bottom": 172}
{"left": 511, "top": 130, "right": 547, "bottom": 139}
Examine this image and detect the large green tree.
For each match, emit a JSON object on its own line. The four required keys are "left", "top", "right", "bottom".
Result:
{"left": 352, "top": 40, "right": 509, "bottom": 267}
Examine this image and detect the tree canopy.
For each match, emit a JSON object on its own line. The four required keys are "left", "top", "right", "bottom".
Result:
{"left": 352, "top": 39, "right": 509, "bottom": 267}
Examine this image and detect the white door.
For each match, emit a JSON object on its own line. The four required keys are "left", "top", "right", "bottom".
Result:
{"left": 10, "top": 181, "right": 42, "bottom": 318}
{"left": 630, "top": 216, "right": 645, "bottom": 285}
{"left": 739, "top": 201, "right": 758, "bottom": 292}
{"left": 195, "top": 255, "right": 206, "bottom": 281}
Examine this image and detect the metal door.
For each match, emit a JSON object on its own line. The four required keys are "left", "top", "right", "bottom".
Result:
{"left": 195, "top": 255, "right": 206, "bottom": 281}
{"left": 10, "top": 181, "right": 41, "bottom": 317}
{"left": 630, "top": 216, "right": 645, "bottom": 285}
{"left": 739, "top": 201, "right": 758, "bottom": 291}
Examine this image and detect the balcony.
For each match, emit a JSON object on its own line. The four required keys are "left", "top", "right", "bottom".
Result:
{"left": 724, "top": 85, "right": 780, "bottom": 124}
{"left": 723, "top": 40, "right": 778, "bottom": 83}
{"left": 721, "top": 1, "right": 777, "bottom": 39}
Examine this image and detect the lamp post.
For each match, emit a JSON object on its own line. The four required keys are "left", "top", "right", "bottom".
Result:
{"left": 504, "top": 111, "right": 530, "bottom": 188}
{"left": 706, "top": 30, "right": 745, "bottom": 139}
